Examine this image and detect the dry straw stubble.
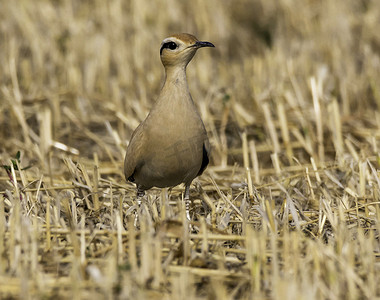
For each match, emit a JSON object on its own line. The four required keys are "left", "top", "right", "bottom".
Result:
{"left": 1, "top": 0, "right": 380, "bottom": 299}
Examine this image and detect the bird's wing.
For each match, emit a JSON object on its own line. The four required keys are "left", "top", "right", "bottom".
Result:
{"left": 124, "top": 123, "right": 145, "bottom": 182}
{"left": 197, "top": 138, "right": 210, "bottom": 176}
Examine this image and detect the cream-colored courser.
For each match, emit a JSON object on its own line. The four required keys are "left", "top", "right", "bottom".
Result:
{"left": 124, "top": 33, "right": 214, "bottom": 218}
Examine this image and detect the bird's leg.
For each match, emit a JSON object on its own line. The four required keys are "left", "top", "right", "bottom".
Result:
{"left": 184, "top": 185, "right": 191, "bottom": 220}
{"left": 137, "top": 188, "right": 145, "bottom": 206}
{"left": 134, "top": 187, "right": 145, "bottom": 227}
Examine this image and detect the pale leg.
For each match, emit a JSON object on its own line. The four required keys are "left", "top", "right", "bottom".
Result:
{"left": 184, "top": 185, "right": 191, "bottom": 220}
{"left": 134, "top": 187, "right": 145, "bottom": 227}
{"left": 137, "top": 188, "right": 145, "bottom": 205}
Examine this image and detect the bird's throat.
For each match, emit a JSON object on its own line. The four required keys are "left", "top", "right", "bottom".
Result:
{"left": 161, "top": 66, "right": 191, "bottom": 100}
{"left": 164, "top": 65, "right": 188, "bottom": 85}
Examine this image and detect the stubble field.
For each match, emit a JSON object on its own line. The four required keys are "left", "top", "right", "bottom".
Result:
{"left": 1, "top": 0, "right": 380, "bottom": 299}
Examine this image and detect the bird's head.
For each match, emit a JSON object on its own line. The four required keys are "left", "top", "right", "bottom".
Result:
{"left": 159, "top": 33, "right": 214, "bottom": 69}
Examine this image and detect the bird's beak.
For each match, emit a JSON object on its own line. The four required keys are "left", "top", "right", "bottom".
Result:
{"left": 193, "top": 41, "right": 215, "bottom": 48}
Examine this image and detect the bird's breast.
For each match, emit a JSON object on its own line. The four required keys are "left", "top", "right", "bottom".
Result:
{"left": 136, "top": 103, "right": 207, "bottom": 188}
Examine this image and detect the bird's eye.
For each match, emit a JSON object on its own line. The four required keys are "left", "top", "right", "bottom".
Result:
{"left": 167, "top": 42, "right": 177, "bottom": 50}
{"left": 160, "top": 41, "right": 178, "bottom": 54}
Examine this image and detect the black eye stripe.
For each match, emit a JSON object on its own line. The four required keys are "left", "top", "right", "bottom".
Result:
{"left": 160, "top": 41, "right": 178, "bottom": 55}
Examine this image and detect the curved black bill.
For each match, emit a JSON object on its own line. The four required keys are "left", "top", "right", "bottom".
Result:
{"left": 194, "top": 41, "right": 215, "bottom": 48}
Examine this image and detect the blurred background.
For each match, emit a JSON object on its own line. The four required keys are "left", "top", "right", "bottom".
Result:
{"left": 1, "top": 0, "right": 379, "bottom": 173}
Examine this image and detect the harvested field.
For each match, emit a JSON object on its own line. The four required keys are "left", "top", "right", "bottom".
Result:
{"left": 1, "top": 0, "right": 380, "bottom": 299}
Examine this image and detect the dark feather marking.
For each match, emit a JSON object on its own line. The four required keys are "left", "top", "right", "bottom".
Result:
{"left": 160, "top": 41, "right": 178, "bottom": 55}
{"left": 197, "top": 143, "right": 209, "bottom": 176}
{"left": 127, "top": 172, "right": 135, "bottom": 182}
{"left": 126, "top": 160, "right": 144, "bottom": 183}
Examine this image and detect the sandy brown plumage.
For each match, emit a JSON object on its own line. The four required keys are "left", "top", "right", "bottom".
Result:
{"left": 124, "top": 33, "right": 214, "bottom": 218}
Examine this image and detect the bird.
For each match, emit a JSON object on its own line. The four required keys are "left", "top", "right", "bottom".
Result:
{"left": 124, "top": 33, "right": 214, "bottom": 220}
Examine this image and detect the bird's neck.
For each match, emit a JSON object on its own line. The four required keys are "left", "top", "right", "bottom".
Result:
{"left": 163, "top": 66, "right": 189, "bottom": 92}
{"left": 154, "top": 65, "right": 195, "bottom": 111}
{"left": 152, "top": 65, "right": 198, "bottom": 119}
